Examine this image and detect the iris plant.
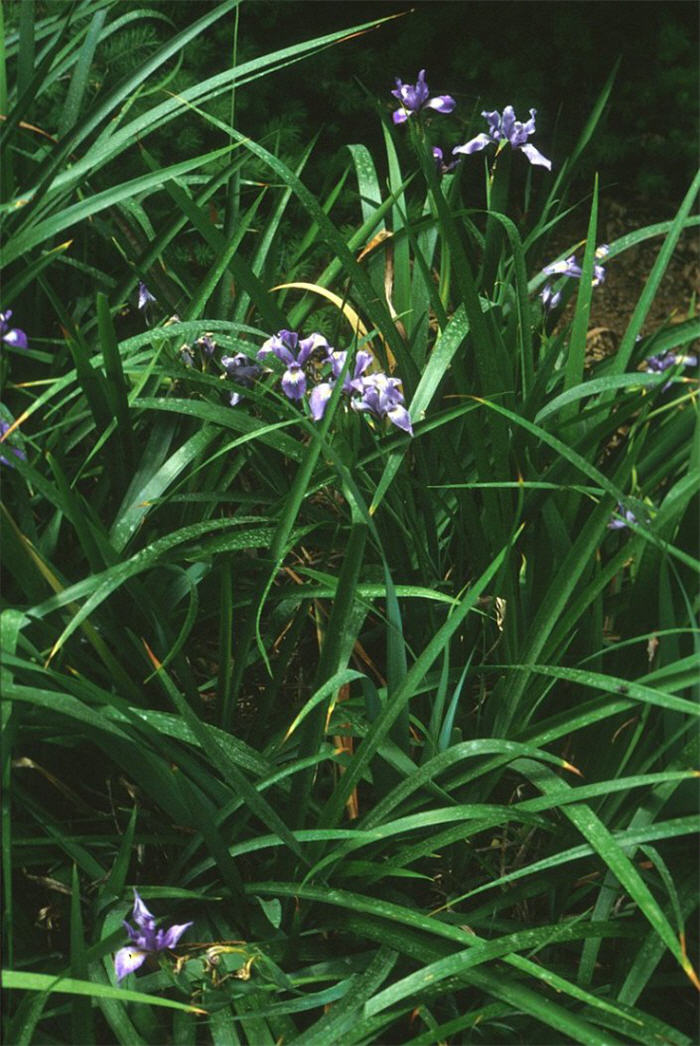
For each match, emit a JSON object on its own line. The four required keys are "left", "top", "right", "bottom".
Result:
{"left": 1, "top": 310, "right": 28, "bottom": 350}
{"left": 309, "top": 347, "right": 413, "bottom": 435}
{"left": 392, "top": 70, "right": 455, "bottom": 124}
{"left": 114, "top": 890, "right": 192, "bottom": 982}
{"left": 257, "top": 329, "right": 328, "bottom": 401}
{"left": 308, "top": 348, "right": 373, "bottom": 420}
{"left": 351, "top": 371, "right": 413, "bottom": 434}
{"left": 453, "top": 106, "right": 551, "bottom": 170}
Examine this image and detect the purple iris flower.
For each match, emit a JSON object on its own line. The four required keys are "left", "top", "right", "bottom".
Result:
{"left": 351, "top": 372, "right": 413, "bottom": 435}
{"left": 645, "top": 350, "right": 698, "bottom": 392}
{"left": 453, "top": 106, "right": 551, "bottom": 170}
{"left": 308, "top": 349, "right": 374, "bottom": 421}
{"left": 542, "top": 255, "right": 582, "bottom": 280}
{"left": 137, "top": 282, "right": 157, "bottom": 311}
{"left": 221, "top": 352, "right": 262, "bottom": 406}
{"left": 257, "top": 329, "right": 328, "bottom": 402}
{"left": 542, "top": 244, "right": 609, "bottom": 288}
{"left": 114, "top": 890, "right": 192, "bottom": 983}
{"left": 645, "top": 350, "right": 698, "bottom": 374}
{"left": 0, "top": 417, "right": 26, "bottom": 467}
{"left": 1, "top": 310, "right": 28, "bottom": 350}
{"left": 392, "top": 70, "right": 455, "bottom": 125}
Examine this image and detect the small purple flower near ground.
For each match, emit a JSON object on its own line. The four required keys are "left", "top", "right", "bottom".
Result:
{"left": 351, "top": 372, "right": 413, "bottom": 435}
{"left": 114, "top": 889, "right": 192, "bottom": 982}
{"left": 0, "top": 417, "right": 26, "bottom": 467}
{"left": 257, "top": 329, "right": 328, "bottom": 401}
{"left": 644, "top": 349, "right": 698, "bottom": 391}
{"left": 391, "top": 70, "right": 455, "bottom": 124}
{"left": 137, "top": 282, "right": 157, "bottom": 311}
{"left": 645, "top": 350, "right": 698, "bottom": 374}
{"left": 308, "top": 348, "right": 374, "bottom": 421}
{"left": 453, "top": 106, "right": 551, "bottom": 170}
{"left": 542, "top": 243, "right": 609, "bottom": 289}
{"left": 1, "top": 310, "right": 28, "bottom": 350}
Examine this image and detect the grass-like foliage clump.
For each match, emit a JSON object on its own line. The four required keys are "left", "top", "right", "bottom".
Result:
{"left": 1, "top": 3, "right": 698, "bottom": 1043}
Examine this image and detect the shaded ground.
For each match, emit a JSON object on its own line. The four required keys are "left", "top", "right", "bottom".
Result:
{"left": 552, "top": 194, "right": 699, "bottom": 362}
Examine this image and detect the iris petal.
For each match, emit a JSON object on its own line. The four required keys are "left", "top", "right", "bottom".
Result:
{"left": 115, "top": 946, "right": 148, "bottom": 982}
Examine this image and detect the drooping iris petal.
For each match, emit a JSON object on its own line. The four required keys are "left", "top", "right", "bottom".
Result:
{"left": 0, "top": 310, "right": 28, "bottom": 350}
{"left": 519, "top": 143, "right": 552, "bottom": 170}
{"left": 452, "top": 134, "right": 492, "bottom": 156}
{"left": 350, "top": 372, "right": 412, "bottom": 435}
{"left": 425, "top": 95, "right": 456, "bottom": 114}
{"left": 387, "top": 404, "right": 414, "bottom": 435}
{"left": 115, "top": 946, "right": 149, "bottom": 982}
{"left": 281, "top": 363, "right": 307, "bottom": 400}
{"left": 309, "top": 382, "right": 334, "bottom": 421}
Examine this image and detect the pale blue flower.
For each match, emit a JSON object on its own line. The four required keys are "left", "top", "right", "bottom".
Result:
{"left": 542, "top": 244, "right": 609, "bottom": 288}
{"left": 453, "top": 106, "right": 551, "bottom": 169}
{"left": 392, "top": 70, "right": 455, "bottom": 124}
{"left": 257, "top": 329, "right": 329, "bottom": 401}
{"left": 308, "top": 349, "right": 373, "bottom": 421}
{"left": 114, "top": 890, "right": 192, "bottom": 982}
{"left": 1, "top": 310, "right": 28, "bottom": 350}
{"left": 137, "top": 283, "right": 156, "bottom": 310}
{"left": 351, "top": 372, "right": 413, "bottom": 435}
{"left": 645, "top": 350, "right": 698, "bottom": 391}
{"left": 607, "top": 505, "right": 638, "bottom": 530}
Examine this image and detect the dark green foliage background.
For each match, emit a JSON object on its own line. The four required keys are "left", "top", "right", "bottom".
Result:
{"left": 146, "top": 0, "right": 698, "bottom": 201}
{"left": 18, "top": 0, "right": 700, "bottom": 203}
